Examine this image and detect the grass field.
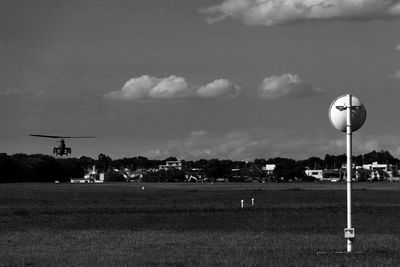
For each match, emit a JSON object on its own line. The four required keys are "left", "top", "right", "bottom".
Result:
{"left": 0, "top": 182, "right": 399, "bottom": 266}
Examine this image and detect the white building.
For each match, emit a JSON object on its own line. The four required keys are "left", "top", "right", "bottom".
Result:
{"left": 305, "top": 169, "right": 323, "bottom": 180}
{"left": 71, "top": 165, "right": 104, "bottom": 183}
{"left": 363, "top": 162, "right": 393, "bottom": 177}
{"left": 159, "top": 160, "right": 183, "bottom": 171}
{"left": 262, "top": 164, "right": 276, "bottom": 174}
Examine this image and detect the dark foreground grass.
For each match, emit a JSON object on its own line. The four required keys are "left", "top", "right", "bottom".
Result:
{"left": 0, "top": 183, "right": 399, "bottom": 266}
{"left": 1, "top": 231, "right": 399, "bottom": 266}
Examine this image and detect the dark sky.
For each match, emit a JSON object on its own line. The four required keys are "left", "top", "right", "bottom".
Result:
{"left": 1, "top": 0, "right": 400, "bottom": 160}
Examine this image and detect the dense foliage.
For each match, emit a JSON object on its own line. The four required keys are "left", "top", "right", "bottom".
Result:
{"left": 0, "top": 150, "right": 398, "bottom": 182}
{"left": 142, "top": 169, "right": 186, "bottom": 183}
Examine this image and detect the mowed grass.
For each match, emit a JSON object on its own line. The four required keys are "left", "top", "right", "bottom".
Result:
{"left": 0, "top": 183, "right": 399, "bottom": 266}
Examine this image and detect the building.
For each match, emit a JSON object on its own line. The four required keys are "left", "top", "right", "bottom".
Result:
{"left": 363, "top": 162, "right": 393, "bottom": 177}
{"left": 71, "top": 165, "right": 104, "bottom": 183}
{"left": 159, "top": 160, "right": 183, "bottom": 171}
{"left": 262, "top": 164, "right": 276, "bottom": 175}
{"left": 185, "top": 168, "right": 206, "bottom": 182}
{"left": 305, "top": 169, "right": 323, "bottom": 180}
{"left": 129, "top": 169, "right": 144, "bottom": 180}
{"left": 304, "top": 169, "right": 342, "bottom": 182}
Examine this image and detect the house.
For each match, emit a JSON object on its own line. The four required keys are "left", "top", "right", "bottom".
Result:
{"left": 363, "top": 162, "right": 393, "bottom": 177}
{"left": 231, "top": 165, "right": 265, "bottom": 182}
{"left": 305, "top": 169, "right": 323, "bottom": 180}
{"left": 159, "top": 160, "right": 183, "bottom": 171}
{"left": 322, "top": 169, "right": 343, "bottom": 182}
{"left": 71, "top": 165, "right": 104, "bottom": 183}
{"left": 262, "top": 164, "right": 276, "bottom": 174}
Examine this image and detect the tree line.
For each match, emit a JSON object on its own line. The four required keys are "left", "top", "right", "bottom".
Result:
{"left": 0, "top": 150, "right": 398, "bottom": 183}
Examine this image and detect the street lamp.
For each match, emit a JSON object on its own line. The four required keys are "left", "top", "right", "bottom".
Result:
{"left": 329, "top": 94, "right": 367, "bottom": 253}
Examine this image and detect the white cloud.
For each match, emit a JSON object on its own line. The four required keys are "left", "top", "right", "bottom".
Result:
{"left": 196, "top": 79, "right": 241, "bottom": 98}
{"left": 200, "top": 0, "right": 400, "bottom": 26}
{"left": 257, "top": 73, "right": 322, "bottom": 99}
{"left": 104, "top": 75, "right": 240, "bottom": 100}
{"left": 103, "top": 75, "right": 192, "bottom": 100}
{"left": 148, "top": 76, "right": 191, "bottom": 99}
{"left": 143, "top": 130, "right": 400, "bottom": 161}
{"left": 143, "top": 129, "right": 342, "bottom": 160}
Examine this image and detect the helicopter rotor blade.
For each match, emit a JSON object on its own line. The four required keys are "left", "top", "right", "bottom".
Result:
{"left": 62, "top": 136, "right": 95, "bottom": 139}
{"left": 30, "top": 134, "right": 95, "bottom": 139}
{"left": 30, "top": 134, "right": 64, "bottom": 139}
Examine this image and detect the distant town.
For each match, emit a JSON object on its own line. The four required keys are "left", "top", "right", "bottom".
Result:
{"left": 0, "top": 150, "right": 399, "bottom": 183}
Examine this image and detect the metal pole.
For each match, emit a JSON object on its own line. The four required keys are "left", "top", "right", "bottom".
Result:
{"left": 346, "top": 94, "right": 353, "bottom": 252}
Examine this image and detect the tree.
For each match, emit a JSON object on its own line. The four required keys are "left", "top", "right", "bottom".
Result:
{"left": 58, "top": 158, "right": 86, "bottom": 181}
{"left": 299, "top": 157, "right": 324, "bottom": 169}
{"left": 356, "top": 168, "right": 369, "bottom": 182}
{"left": 164, "top": 156, "right": 178, "bottom": 162}
{"left": 163, "top": 169, "right": 186, "bottom": 182}
{"left": 271, "top": 158, "right": 305, "bottom": 181}
{"left": 105, "top": 170, "right": 125, "bottom": 182}
{"left": 254, "top": 158, "right": 266, "bottom": 168}
{"left": 205, "top": 159, "right": 233, "bottom": 180}
{"left": 97, "top": 153, "right": 112, "bottom": 172}
{"left": 0, "top": 153, "right": 22, "bottom": 182}
{"left": 324, "top": 154, "right": 346, "bottom": 169}
{"left": 79, "top": 156, "right": 95, "bottom": 170}
{"left": 142, "top": 169, "right": 186, "bottom": 182}
{"left": 8, "top": 154, "right": 65, "bottom": 182}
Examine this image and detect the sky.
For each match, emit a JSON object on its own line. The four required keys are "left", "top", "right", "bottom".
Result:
{"left": 1, "top": 0, "right": 400, "bottom": 160}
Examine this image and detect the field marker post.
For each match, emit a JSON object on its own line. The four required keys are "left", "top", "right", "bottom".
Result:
{"left": 346, "top": 94, "right": 353, "bottom": 253}
{"left": 241, "top": 200, "right": 244, "bottom": 208}
{"left": 251, "top": 198, "right": 254, "bottom": 206}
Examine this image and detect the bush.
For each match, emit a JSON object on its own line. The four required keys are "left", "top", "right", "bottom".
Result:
{"left": 105, "top": 171, "right": 125, "bottom": 182}
{"left": 142, "top": 169, "right": 186, "bottom": 182}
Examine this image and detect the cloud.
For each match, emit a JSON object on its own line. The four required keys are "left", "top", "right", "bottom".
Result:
{"left": 200, "top": 0, "right": 400, "bottom": 26}
{"left": 148, "top": 76, "right": 191, "bottom": 99}
{"left": 143, "top": 129, "right": 400, "bottom": 161}
{"left": 0, "top": 87, "right": 23, "bottom": 95}
{"left": 359, "top": 140, "right": 380, "bottom": 152}
{"left": 393, "top": 70, "right": 400, "bottom": 79}
{"left": 257, "top": 73, "right": 322, "bottom": 99}
{"left": 144, "top": 129, "right": 285, "bottom": 160}
{"left": 395, "top": 44, "right": 400, "bottom": 51}
{"left": 196, "top": 79, "right": 241, "bottom": 98}
{"left": 104, "top": 75, "right": 240, "bottom": 100}
{"left": 103, "top": 75, "right": 192, "bottom": 100}
{"left": 143, "top": 129, "right": 341, "bottom": 160}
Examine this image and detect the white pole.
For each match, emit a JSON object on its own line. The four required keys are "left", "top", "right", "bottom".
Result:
{"left": 241, "top": 200, "right": 244, "bottom": 208}
{"left": 346, "top": 94, "right": 353, "bottom": 253}
{"left": 251, "top": 198, "right": 254, "bottom": 206}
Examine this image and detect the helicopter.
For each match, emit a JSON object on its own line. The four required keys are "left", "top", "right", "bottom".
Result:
{"left": 30, "top": 134, "right": 95, "bottom": 156}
